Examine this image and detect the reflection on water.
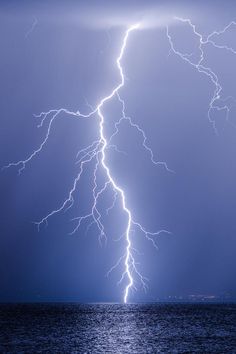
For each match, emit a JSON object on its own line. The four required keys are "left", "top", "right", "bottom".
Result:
{"left": 0, "top": 303, "right": 235, "bottom": 353}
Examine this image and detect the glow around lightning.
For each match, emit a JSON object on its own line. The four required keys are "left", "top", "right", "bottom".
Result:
{"left": 4, "top": 23, "right": 171, "bottom": 303}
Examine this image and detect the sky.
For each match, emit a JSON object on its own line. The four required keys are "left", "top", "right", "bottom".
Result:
{"left": 0, "top": 0, "right": 236, "bottom": 303}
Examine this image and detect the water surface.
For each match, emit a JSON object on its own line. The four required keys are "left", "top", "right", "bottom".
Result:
{"left": 0, "top": 303, "right": 235, "bottom": 353}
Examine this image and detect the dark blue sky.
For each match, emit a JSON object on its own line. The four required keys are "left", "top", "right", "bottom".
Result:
{"left": 0, "top": 0, "right": 236, "bottom": 302}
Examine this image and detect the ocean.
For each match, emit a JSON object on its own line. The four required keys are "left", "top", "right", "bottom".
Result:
{"left": 0, "top": 303, "right": 235, "bottom": 353}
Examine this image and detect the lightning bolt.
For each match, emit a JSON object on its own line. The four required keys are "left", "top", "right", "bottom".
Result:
{"left": 3, "top": 23, "right": 171, "bottom": 303}
{"left": 5, "top": 15, "right": 235, "bottom": 303}
{"left": 166, "top": 17, "right": 236, "bottom": 133}
{"left": 25, "top": 17, "right": 38, "bottom": 39}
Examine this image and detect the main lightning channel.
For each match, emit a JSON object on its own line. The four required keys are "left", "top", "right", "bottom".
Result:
{"left": 96, "top": 23, "right": 139, "bottom": 303}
